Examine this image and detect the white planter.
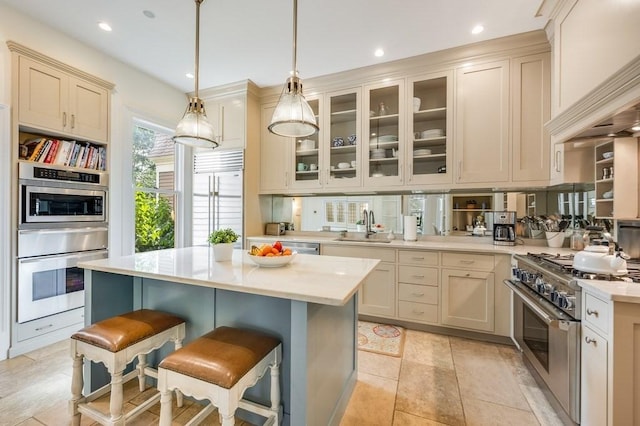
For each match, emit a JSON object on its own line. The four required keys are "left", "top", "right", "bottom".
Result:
{"left": 212, "top": 243, "right": 234, "bottom": 262}
{"left": 545, "top": 231, "right": 565, "bottom": 248}
{"left": 356, "top": 224, "right": 366, "bottom": 232}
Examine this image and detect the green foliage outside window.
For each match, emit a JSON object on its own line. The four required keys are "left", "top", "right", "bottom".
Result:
{"left": 133, "top": 125, "right": 175, "bottom": 252}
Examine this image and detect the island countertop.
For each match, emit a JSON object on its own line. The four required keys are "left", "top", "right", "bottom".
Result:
{"left": 78, "top": 246, "right": 380, "bottom": 306}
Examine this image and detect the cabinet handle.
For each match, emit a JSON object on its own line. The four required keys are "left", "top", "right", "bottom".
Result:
{"left": 460, "top": 260, "right": 475, "bottom": 264}
{"left": 412, "top": 309, "right": 425, "bottom": 315}
{"left": 411, "top": 292, "right": 425, "bottom": 297}
{"left": 458, "top": 160, "right": 462, "bottom": 181}
{"left": 71, "top": 114, "right": 75, "bottom": 129}
{"left": 585, "top": 336, "right": 597, "bottom": 345}
{"left": 399, "top": 163, "right": 403, "bottom": 183}
{"left": 62, "top": 112, "right": 67, "bottom": 127}
{"left": 555, "top": 150, "right": 561, "bottom": 172}
{"left": 412, "top": 275, "right": 425, "bottom": 279}
{"left": 586, "top": 308, "right": 599, "bottom": 317}
{"left": 284, "top": 171, "right": 288, "bottom": 188}
{"left": 412, "top": 257, "right": 424, "bottom": 261}
{"left": 35, "top": 323, "right": 54, "bottom": 331}
{"left": 408, "top": 163, "right": 412, "bottom": 181}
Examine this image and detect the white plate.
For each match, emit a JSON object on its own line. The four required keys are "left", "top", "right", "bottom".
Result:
{"left": 602, "top": 151, "right": 614, "bottom": 159}
{"left": 247, "top": 252, "right": 297, "bottom": 267}
{"left": 378, "top": 135, "right": 398, "bottom": 142}
{"left": 414, "top": 149, "right": 432, "bottom": 156}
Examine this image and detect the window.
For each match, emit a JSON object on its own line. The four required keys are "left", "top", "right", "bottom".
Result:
{"left": 132, "top": 123, "right": 177, "bottom": 252}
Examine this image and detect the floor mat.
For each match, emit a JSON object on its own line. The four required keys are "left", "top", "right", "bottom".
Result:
{"left": 357, "top": 321, "right": 405, "bottom": 357}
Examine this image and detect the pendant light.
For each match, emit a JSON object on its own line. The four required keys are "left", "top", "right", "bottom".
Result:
{"left": 173, "top": 0, "right": 218, "bottom": 149}
{"left": 268, "top": 0, "right": 319, "bottom": 138}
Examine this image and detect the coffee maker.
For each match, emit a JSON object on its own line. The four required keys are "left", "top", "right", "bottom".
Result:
{"left": 493, "top": 211, "right": 516, "bottom": 246}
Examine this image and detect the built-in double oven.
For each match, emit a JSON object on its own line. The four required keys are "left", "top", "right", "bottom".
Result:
{"left": 17, "top": 162, "right": 108, "bottom": 324}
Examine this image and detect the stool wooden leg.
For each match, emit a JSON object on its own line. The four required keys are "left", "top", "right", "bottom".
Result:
{"left": 70, "top": 354, "right": 83, "bottom": 426}
{"left": 159, "top": 389, "right": 173, "bottom": 426}
{"left": 109, "top": 370, "right": 125, "bottom": 425}
{"left": 136, "top": 353, "right": 148, "bottom": 392}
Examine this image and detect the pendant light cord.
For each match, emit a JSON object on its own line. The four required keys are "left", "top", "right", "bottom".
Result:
{"left": 194, "top": 0, "right": 202, "bottom": 97}
{"left": 292, "top": 0, "right": 297, "bottom": 77}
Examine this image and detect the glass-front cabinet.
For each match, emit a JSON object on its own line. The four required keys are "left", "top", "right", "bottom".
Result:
{"left": 363, "top": 80, "right": 404, "bottom": 187}
{"left": 407, "top": 71, "right": 452, "bottom": 185}
{"left": 291, "top": 96, "right": 322, "bottom": 190}
{"left": 324, "top": 88, "right": 362, "bottom": 189}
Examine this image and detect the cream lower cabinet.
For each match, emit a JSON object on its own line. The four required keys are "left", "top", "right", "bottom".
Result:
{"left": 581, "top": 289, "right": 640, "bottom": 425}
{"left": 397, "top": 250, "right": 439, "bottom": 324}
{"left": 440, "top": 253, "right": 495, "bottom": 332}
{"left": 321, "top": 245, "right": 396, "bottom": 317}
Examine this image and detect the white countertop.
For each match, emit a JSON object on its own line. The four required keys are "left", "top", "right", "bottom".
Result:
{"left": 577, "top": 279, "right": 640, "bottom": 303}
{"left": 247, "top": 234, "right": 576, "bottom": 257}
{"left": 78, "top": 247, "right": 379, "bottom": 306}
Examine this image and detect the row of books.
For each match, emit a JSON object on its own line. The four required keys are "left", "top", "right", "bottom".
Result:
{"left": 19, "top": 138, "right": 107, "bottom": 171}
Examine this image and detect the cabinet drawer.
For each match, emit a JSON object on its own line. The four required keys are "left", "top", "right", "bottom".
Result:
{"left": 398, "top": 283, "right": 438, "bottom": 304}
{"left": 322, "top": 245, "right": 395, "bottom": 262}
{"left": 398, "top": 301, "right": 438, "bottom": 323}
{"left": 584, "top": 292, "right": 610, "bottom": 336}
{"left": 398, "top": 266, "right": 438, "bottom": 286}
{"left": 16, "top": 307, "right": 84, "bottom": 342}
{"left": 398, "top": 250, "right": 438, "bottom": 266}
{"left": 442, "top": 252, "right": 494, "bottom": 271}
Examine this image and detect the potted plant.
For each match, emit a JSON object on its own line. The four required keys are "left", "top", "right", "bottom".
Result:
{"left": 208, "top": 228, "right": 239, "bottom": 262}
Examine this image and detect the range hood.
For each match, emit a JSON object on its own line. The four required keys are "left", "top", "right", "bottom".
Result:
{"left": 570, "top": 102, "right": 640, "bottom": 140}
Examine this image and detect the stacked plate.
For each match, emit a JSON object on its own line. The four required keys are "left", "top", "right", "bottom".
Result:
{"left": 413, "top": 148, "right": 432, "bottom": 156}
{"left": 421, "top": 129, "right": 444, "bottom": 139}
{"left": 378, "top": 135, "right": 398, "bottom": 142}
{"left": 370, "top": 148, "right": 386, "bottom": 159}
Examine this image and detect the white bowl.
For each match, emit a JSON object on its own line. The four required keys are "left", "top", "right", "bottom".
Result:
{"left": 299, "top": 139, "right": 315, "bottom": 150}
{"left": 602, "top": 151, "right": 614, "bottom": 159}
{"left": 247, "top": 252, "right": 297, "bottom": 268}
{"left": 337, "top": 162, "right": 350, "bottom": 169}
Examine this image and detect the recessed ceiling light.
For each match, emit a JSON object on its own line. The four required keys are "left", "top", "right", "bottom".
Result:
{"left": 631, "top": 124, "right": 640, "bottom": 131}
{"left": 142, "top": 10, "right": 155, "bottom": 19}
{"left": 374, "top": 48, "right": 384, "bottom": 57}
{"left": 471, "top": 25, "right": 484, "bottom": 35}
{"left": 185, "top": 73, "right": 194, "bottom": 79}
{"left": 98, "top": 21, "right": 112, "bottom": 32}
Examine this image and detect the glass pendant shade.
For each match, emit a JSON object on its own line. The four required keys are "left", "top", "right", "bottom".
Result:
{"left": 174, "top": 97, "right": 218, "bottom": 149}
{"left": 269, "top": 75, "right": 318, "bottom": 137}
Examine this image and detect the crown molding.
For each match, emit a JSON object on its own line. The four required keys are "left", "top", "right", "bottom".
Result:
{"left": 6, "top": 40, "right": 115, "bottom": 90}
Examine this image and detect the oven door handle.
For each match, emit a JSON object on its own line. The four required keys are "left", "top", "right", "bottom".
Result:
{"left": 18, "top": 226, "right": 109, "bottom": 235}
{"left": 18, "top": 249, "right": 108, "bottom": 265}
{"left": 504, "top": 279, "right": 559, "bottom": 328}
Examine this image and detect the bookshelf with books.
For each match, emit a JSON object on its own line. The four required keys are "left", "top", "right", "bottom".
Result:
{"left": 18, "top": 134, "right": 107, "bottom": 171}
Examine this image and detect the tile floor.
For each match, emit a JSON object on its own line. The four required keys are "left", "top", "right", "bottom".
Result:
{"left": 0, "top": 329, "right": 566, "bottom": 426}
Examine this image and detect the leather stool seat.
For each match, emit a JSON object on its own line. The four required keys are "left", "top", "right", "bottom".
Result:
{"left": 158, "top": 326, "right": 282, "bottom": 426}
{"left": 70, "top": 309, "right": 186, "bottom": 426}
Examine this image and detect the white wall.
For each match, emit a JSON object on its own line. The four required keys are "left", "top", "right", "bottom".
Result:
{"left": 0, "top": 104, "right": 10, "bottom": 360}
{"left": 0, "top": 3, "right": 188, "bottom": 258}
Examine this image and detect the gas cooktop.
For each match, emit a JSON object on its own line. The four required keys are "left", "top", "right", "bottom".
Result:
{"left": 525, "top": 252, "right": 640, "bottom": 283}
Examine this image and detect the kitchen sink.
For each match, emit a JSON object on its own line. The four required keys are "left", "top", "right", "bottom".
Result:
{"left": 334, "top": 237, "right": 391, "bottom": 243}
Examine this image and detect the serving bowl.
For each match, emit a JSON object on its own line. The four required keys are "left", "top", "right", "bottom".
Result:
{"left": 247, "top": 252, "right": 297, "bottom": 267}
{"left": 602, "top": 151, "right": 614, "bottom": 159}
{"left": 337, "top": 162, "right": 351, "bottom": 169}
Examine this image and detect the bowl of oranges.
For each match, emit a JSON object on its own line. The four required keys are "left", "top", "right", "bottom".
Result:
{"left": 247, "top": 241, "right": 296, "bottom": 267}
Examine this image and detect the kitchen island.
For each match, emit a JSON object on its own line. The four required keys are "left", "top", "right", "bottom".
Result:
{"left": 78, "top": 247, "right": 379, "bottom": 426}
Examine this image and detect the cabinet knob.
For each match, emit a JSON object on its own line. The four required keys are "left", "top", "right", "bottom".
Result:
{"left": 411, "top": 292, "right": 425, "bottom": 297}
{"left": 584, "top": 336, "right": 597, "bottom": 345}
{"left": 586, "top": 308, "right": 599, "bottom": 317}
{"left": 412, "top": 309, "right": 425, "bottom": 315}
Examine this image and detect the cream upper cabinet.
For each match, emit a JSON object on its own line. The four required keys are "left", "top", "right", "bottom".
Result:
{"left": 454, "top": 60, "right": 510, "bottom": 184}
{"left": 207, "top": 95, "right": 246, "bottom": 150}
{"left": 363, "top": 79, "right": 404, "bottom": 187}
{"left": 18, "top": 56, "right": 109, "bottom": 143}
{"left": 549, "top": 143, "right": 594, "bottom": 186}
{"left": 511, "top": 53, "right": 550, "bottom": 184}
{"left": 259, "top": 103, "right": 290, "bottom": 193}
{"left": 290, "top": 96, "right": 323, "bottom": 190}
{"left": 407, "top": 71, "right": 453, "bottom": 186}
{"left": 323, "top": 88, "right": 362, "bottom": 189}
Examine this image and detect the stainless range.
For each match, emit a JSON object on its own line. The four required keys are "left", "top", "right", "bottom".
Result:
{"left": 506, "top": 252, "right": 640, "bottom": 425}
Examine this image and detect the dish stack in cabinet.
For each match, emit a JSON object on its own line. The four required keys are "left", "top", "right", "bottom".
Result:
{"left": 594, "top": 137, "right": 638, "bottom": 219}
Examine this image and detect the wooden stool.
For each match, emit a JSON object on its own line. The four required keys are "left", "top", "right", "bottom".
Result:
{"left": 69, "top": 309, "right": 186, "bottom": 426}
{"left": 157, "top": 326, "right": 282, "bottom": 426}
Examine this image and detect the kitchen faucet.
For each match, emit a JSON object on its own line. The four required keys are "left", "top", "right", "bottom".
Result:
{"left": 363, "top": 209, "right": 376, "bottom": 238}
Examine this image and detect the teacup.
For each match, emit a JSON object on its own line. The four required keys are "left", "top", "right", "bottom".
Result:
{"left": 309, "top": 163, "right": 318, "bottom": 171}
{"left": 297, "top": 163, "right": 308, "bottom": 171}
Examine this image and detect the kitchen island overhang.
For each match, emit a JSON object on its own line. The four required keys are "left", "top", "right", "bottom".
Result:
{"left": 78, "top": 247, "right": 380, "bottom": 426}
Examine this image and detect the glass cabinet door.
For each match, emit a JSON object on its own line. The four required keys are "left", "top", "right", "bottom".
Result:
{"left": 408, "top": 71, "right": 452, "bottom": 185}
{"left": 364, "top": 80, "right": 404, "bottom": 186}
{"left": 325, "top": 88, "right": 361, "bottom": 188}
{"left": 291, "top": 97, "right": 322, "bottom": 189}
